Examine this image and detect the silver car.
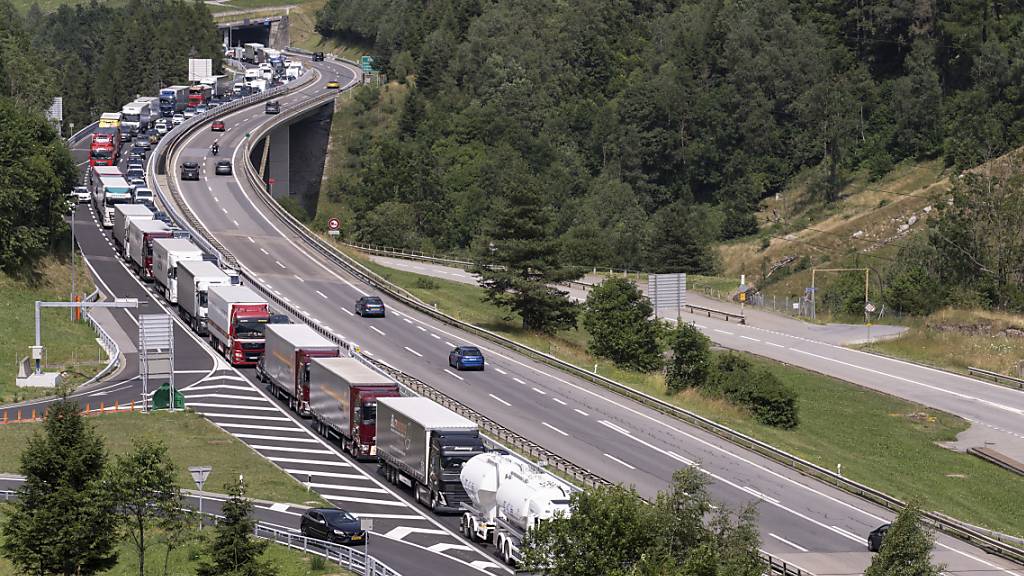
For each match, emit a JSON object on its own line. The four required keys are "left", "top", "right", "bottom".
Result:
{"left": 171, "top": 113, "right": 185, "bottom": 126}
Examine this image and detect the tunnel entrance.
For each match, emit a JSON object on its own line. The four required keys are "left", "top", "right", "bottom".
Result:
{"left": 225, "top": 23, "right": 271, "bottom": 47}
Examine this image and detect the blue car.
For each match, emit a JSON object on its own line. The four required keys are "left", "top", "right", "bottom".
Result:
{"left": 449, "top": 346, "right": 485, "bottom": 371}
{"left": 355, "top": 296, "right": 386, "bottom": 317}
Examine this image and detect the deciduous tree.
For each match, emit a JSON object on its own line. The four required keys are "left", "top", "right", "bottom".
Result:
{"left": 581, "top": 277, "right": 663, "bottom": 371}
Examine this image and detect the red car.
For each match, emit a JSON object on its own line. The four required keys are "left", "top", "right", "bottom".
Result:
{"left": 211, "top": 120, "right": 225, "bottom": 132}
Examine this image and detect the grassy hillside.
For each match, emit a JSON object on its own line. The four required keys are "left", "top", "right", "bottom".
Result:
{"left": 0, "top": 257, "right": 99, "bottom": 403}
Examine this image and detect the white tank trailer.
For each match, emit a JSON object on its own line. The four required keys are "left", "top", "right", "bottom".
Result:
{"left": 458, "top": 452, "right": 571, "bottom": 567}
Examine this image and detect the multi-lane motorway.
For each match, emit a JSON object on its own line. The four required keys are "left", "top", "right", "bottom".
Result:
{"left": 157, "top": 52, "right": 1023, "bottom": 575}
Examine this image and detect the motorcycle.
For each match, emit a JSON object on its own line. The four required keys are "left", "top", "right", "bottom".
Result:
{"left": 211, "top": 143, "right": 219, "bottom": 156}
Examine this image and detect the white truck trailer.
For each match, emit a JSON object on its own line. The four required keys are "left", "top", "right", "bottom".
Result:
{"left": 176, "top": 260, "right": 232, "bottom": 335}
{"left": 152, "top": 238, "right": 205, "bottom": 304}
{"left": 112, "top": 204, "right": 153, "bottom": 257}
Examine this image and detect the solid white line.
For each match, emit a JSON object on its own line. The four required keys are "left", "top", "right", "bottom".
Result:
{"left": 574, "top": 408, "right": 589, "bottom": 417}
{"left": 603, "top": 453, "right": 635, "bottom": 470}
{"left": 769, "top": 533, "right": 809, "bottom": 553}
{"left": 552, "top": 398, "right": 567, "bottom": 406}
{"left": 370, "top": 326, "right": 385, "bottom": 336}
{"left": 489, "top": 394, "right": 511, "bottom": 407}
{"left": 444, "top": 369, "right": 464, "bottom": 381}
{"left": 531, "top": 387, "right": 546, "bottom": 395}
{"left": 404, "top": 346, "right": 422, "bottom": 357}
{"left": 543, "top": 422, "right": 569, "bottom": 437}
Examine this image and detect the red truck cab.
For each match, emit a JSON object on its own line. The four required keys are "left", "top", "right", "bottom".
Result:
{"left": 352, "top": 387, "right": 401, "bottom": 458}
{"left": 208, "top": 286, "right": 271, "bottom": 367}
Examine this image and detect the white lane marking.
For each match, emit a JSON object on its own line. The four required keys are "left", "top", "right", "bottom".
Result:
{"left": 444, "top": 369, "right": 464, "bottom": 381}
{"left": 417, "top": 326, "right": 427, "bottom": 332}
{"left": 742, "top": 486, "right": 780, "bottom": 505}
{"left": 495, "top": 367, "right": 507, "bottom": 375}
{"left": 221, "top": 207, "right": 228, "bottom": 214}
{"left": 316, "top": 290, "right": 328, "bottom": 299}
{"left": 430, "top": 333, "right": 441, "bottom": 340}
{"left": 370, "top": 326, "right": 385, "bottom": 336}
{"left": 445, "top": 341, "right": 456, "bottom": 348}
{"left": 574, "top": 408, "right": 589, "bottom": 417}
{"left": 384, "top": 526, "right": 450, "bottom": 540}
{"left": 342, "top": 308, "right": 354, "bottom": 316}
{"left": 513, "top": 378, "right": 525, "bottom": 385}
{"left": 543, "top": 422, "right": 569, "bottom": 437}
{"left": 740, "top": 335, "right": 760, "bottom": 342}
{"left": 234, "top": 434, "right": 320, "bottom": 444}
{"left": 714, "top": 329, "right": 733, "bottom": 335}
{"left": 552, "top": 398, "right": 567, "bottom": 406}
{"left": 766, "top": 342, "right": 785, "bottom": 348}
{"left": 247, "top": 236, "right": 255, "bottom": 243}
{"left": 232, "top": 219, "right": 239, "bottom": 227}
{"left": 275, "top": 260, "right": 286, "bottom": 269}
{"left": 830, "top": 525, "right": 862, "bottom": 542}
{"left": 488, "top": 394, "right": 511, "bottom": 407}
{"left": 769, "top": 533, "right": 808, "bottom": 553}
{"left": 247, "top": 445, "right": 334, "bottom": 454}
{"left": 404, "top": 346, "right": 422, "bottom": 357}
{"left": 403, "top": 318, "right": 413, "bottom": 325}
{"left": 603, "top": 453, "right": 636, "bottom": 470}
{"left": 266, "top": 457, "right": 351, "bottom": 468}
{"left": 214, "top": 196, "right": 220, "bottom": 202}
{"left": 292, "top": 274, "right": 304, "bottom": 283}
{"left": 531, "top": 387, "right": 546, "bottom": 395}
{"left": 321, "top": 494, "right": 411, "bottom": 507}
{"left": 307, "top": 483, "right": 387, "bottom": 494}
{"left": 790, "top": 348, "right": 1024, "bottom": 416}
{"left": 123, "top": 310, "right": 139, "bottom": 325}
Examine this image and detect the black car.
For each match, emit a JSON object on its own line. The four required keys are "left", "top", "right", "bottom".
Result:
{"left": 312, "top": 51, "right": 325, "bottom": 62}
{"left": 265, "top": 100, "right": 280, "bottom": 114}
{"left": 215, "top": 160, "right": 232, "bottom": 175}
{"left": 355, "top": 296, "right": 385, "bottom": 317}
{"left": 300, "top": 508, "right": 365, "bottom": 545}
{"left": 180, "top": 161, "right": 200, "bottom": 180}
{"left": 867, "top": 524, "right": 890, "bottom": 552}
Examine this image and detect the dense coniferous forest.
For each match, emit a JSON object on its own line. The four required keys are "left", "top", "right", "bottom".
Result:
{"left": 315, "top": 0, "right": 1024, "bottom": 280}
{"left": 0, "top": 0, "right": 222, "bottom": 273}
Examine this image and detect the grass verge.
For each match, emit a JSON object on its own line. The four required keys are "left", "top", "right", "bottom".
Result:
{"left": 862, "top": 308, "right": 1024, "bottom": 377}
{"left": 0, "top": 526, "right": 354, "bottom": 576}
{"left": 0, "top": 256, "right": 100, "bottom": 404}
{"left": 349, "top": 250, "right": 1024, "bottom": 536}
{"left": 0, "top": 411, "right": 328, "bottom": 507}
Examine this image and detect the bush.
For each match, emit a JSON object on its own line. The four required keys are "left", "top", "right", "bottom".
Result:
{"left": 666, "top": 323, "right": 712, "bottom": 394}
{"left": 415, "top": 276, "right": 439, "bottom": 289}
{"left": 709, "top": 354, "right": 799, "bottom": 429}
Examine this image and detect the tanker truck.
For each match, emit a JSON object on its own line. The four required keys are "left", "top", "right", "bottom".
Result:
{"left": 458, "top": 451, "right": 572, "bottom": 567}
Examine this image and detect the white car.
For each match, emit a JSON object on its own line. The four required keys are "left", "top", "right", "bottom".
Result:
{"left": 133, "top": 187, "right": 154, "bottom": 206}
{"left": 171, "top": 113, "right": 184, "bottom": 126}
{"left": 71, "top": 186, "right": 90, "bottom": 203}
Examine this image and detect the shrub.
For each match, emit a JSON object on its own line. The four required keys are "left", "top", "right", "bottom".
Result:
{"left": 415, "top": 276, "right": 439, "bottom": 290}
{"left": 666, "top": 324, "right": 712, "bottom": 394}
{"left": 709, "top": 354, "right": 799, "bottom": 429}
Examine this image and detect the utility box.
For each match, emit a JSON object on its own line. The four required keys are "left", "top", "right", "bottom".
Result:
{"left": 151, "top": 383, "right": 185, "bottom": 410}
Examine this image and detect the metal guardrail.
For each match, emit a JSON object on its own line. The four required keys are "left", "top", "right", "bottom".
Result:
{"left": 81, "top": 288, "right": 122, "bottom": 387}
{"left": 153, "top": 52, "right": 1024, "bottom": 570}
{"left": 230, "top": 130, "right": 1024, "bottom": 563}
{"left": 343, "top": 242, "right": 476, "bottom": 268}
{"left": 968, "top": 366, "right": 1024, "bottom": 390}
{"left": 255, "top": 524, "right": 400, "bottom": 576}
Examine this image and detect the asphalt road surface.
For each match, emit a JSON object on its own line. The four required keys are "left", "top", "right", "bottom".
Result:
{"left": 159, "top": 53, "right": 1024, "bottom": 576}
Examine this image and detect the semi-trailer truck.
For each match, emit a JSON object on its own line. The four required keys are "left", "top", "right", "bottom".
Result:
{"left": 159, "top": 85, "right": 189, "bottom": 117}
{"left": 112, "top": 204, "right": 153, "bottom": 257}
{"left": 243, "top": 42, "right": 264, "bottom": 63}
{"left": 98, "top": 112, "right": 122, "bottom": 128}
{"left": 258, "top": 324, "right": 339, "bottom": 416}
{"left": 120, "top": 102, "right": 147, "bottom": 135}
{"left": 177, "top": 260, "right": 232, "bottom": 335}
{"left": 187, "top": 84, "right": 212, "bottom": 109}
{"left": 200, "top": 75, "right": 233, "bottom": 98}
{"left": 152, "top": 238, "right": 204, "bottom": 304}
{"left": 96, "top": 176, "right": 133, "bottom": 227}
{"left": 376, "top": 397, "right": 486, "bottom": 513}
{"left": 308, "top": 357, "right": 400, "bottom": 459}
{"left": 459, "top": 452, "right": 572, "bottom": 566}
{"left": 208, "top": 285, "right": 270, "bottom": 366}
{"left": 128, "top": 219, "right": 172, "bottom": 280}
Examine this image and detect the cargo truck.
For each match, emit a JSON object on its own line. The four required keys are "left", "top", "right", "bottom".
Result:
{"left": 89, "top": 164, "right": 121, "bottom": 191}
{"left": 112, "top": 203, "right": 153, "bottom": 257}
{"left": 243, "top": 42, "right": 264, "bottom": 63}
{"left": 208, "top": 285, "right": 270, "bottom": 366}
{"left": 308, "top": 357, "right": 400, "bottom": 459}
{"left": 128, "top": 219, "right": 172, "bottom": 280}
{"left": 120, "top": 102, "right": 147, "bottom": 135}
{"left": 98, "top": 112, "right": 122, "bottom": 129}
{"left": 152, "top": 238, "right": 204, "bottom": 304}
{"left": 159, "top": 85, "right": 189, "bottom": 117}
{"left": 187, "top": 84, "right": 212, "bottom": 109}
{"left": 177, "top": 260, "right": 232, "bottom": 335}
{"left": 258, "top": 324, "right": 339, "bottom": 415}
{"left": 96, "top": 176, "right": 134, "bottom": 227}
{"left": 458, "top": 452, "right": 571, "bottom": 566}
{"left": 200, "top": 75, "right": 233, "bottom": 98}
{"left": 376, "top": 397, "right": 486, "bottom": 513}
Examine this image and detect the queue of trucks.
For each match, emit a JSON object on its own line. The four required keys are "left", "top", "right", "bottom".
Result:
{"left": 81, "top": 49, "right": 570, "bottom": 567}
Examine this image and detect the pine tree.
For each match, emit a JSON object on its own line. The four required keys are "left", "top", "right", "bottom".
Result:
{"left": 475, "top": 185, "right": 579, "bottom": 333}
{"left": 197, "top": 480, "right": 277, "bottom": 576}
{"left": 864, "top": 503, "right": 944, "bottom": 576}
{"left": 0, "top": 399, "right": 119, "bottom": 575}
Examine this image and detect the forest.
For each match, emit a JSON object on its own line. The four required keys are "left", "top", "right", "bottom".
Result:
{"left": 0, "top": 0, "right": 222, "bottom": 274}
{"left": 315, "top": 0, "right": 1024, "bottom": 308}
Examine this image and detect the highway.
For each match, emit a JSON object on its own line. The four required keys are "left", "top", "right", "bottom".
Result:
{"left": 10, "top": 114, "right": 497, "bottom": 576}
{"left": 159, "top": 52, "right": 1024, "bottom": 575}
{"left": 369, "top": 254, "right": 1024, "bottom": 463}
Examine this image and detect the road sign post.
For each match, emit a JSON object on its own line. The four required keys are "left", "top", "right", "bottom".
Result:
{"left": 361, "top": 517, "right": 374, "bottom": 575}
{"left": 189, "top": 466, "right": 212, "bottom": 530}
{"left": 327, "top": 217, "right": 340, "bottom": 238}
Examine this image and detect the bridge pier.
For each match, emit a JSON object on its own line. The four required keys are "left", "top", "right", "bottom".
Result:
{"left": 254, "top": 100, "right": 334, "bottom": 219}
